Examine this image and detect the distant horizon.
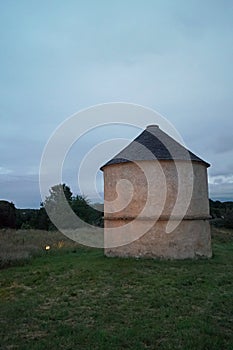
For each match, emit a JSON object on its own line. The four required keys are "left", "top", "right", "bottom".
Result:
{"left": 2, "top": 195, "right": 232, "bottom": 210}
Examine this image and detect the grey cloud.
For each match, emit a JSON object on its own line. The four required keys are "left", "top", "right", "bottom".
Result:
{"left": 0, "top": 136, "right": 43, "bottom": 174}
{"left": 211, "top": 135, "right": 233, "bottom": 154}
{"left": 209, "top": 182, "right": 233, "bottom": 201}
{"left": 209, "top": 169, "right": 233, "bottom": 178}
{"left": 0, "top": 174, "right": 40, "bottom": 208}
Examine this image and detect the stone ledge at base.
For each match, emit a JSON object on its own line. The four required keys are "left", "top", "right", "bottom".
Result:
{"left": 104, "top": 215, "right": 212, "bottom": 221}
{"left": 104, "top": 219, "right": 212, "bottom": 259}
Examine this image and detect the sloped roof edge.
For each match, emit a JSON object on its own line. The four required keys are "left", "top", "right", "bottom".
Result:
{"left": 100, "top": 125, "right": 210, "bottom": 171}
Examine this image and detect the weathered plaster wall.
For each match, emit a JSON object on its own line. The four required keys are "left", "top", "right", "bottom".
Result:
{"left": 104, "top": 219, "right": 212, "bottom": 259}
{"left": 103, "top": 160, "right": 212, "bottom": 259}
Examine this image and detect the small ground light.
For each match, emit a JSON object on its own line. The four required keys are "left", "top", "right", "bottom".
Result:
{"left": 45, "top": 245, "right": 51, "bottom": 251}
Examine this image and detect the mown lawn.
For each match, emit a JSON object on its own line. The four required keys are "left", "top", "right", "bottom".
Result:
{"left": 0, "top": 227, "right": 233, "bottom": 350}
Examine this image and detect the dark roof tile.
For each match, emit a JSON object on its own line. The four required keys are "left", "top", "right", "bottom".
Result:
{"left": 101, "top": 125, "right": 210, "bottom": 170}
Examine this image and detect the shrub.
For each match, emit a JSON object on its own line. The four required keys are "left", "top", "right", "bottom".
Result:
{"left": 223, "top": 210, "right": 233, "bottom": 229}
{"left": 0, "top": 201, "right": 16, "bottom": 229}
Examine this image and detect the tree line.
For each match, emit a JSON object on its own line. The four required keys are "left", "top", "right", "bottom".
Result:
{"left": 209, "top": 199, "right": 233, "bottom": 228}
{"left": 1, "top": 187, "right": 233, "bottom": 230}
{"left": 0, "top": 184, "right": 103, "bottom": 230}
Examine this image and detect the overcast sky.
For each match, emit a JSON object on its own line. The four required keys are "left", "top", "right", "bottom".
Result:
{"left": 0, "top": 0, "right": 233, "bottom": 208}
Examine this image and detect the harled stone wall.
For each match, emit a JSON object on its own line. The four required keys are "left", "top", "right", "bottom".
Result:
{"left": 103, "top": 160, "right": 212, "bottom": 259}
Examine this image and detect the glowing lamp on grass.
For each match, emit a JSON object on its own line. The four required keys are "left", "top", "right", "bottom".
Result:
{"left": 45, "top": 245, "right": 51, "bottom": 251}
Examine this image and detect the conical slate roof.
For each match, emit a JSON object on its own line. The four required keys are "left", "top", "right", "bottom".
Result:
{"left": 101, "top": 125, "right": 210, "bottom": 170}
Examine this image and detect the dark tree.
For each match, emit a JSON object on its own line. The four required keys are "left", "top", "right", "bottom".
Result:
{"left": 36, "top": 206, "right": 51, "bottom": 230}
{"left": 0, "top": 200, "right": 16, "bottom": 229}
{"left": 71, "top": 195, "right": 103, "bottom": 227}
{"left": 44, "top": 184, "right": 72, "bottom": 207}
{"left": 43, "top": 184, "right": 103, "bottom": 229}
{"left": 16, "top": 209, "right": 39, "bottom": 229}
{"left": 223, "top": 210, "right": 233, "bottom": 229}
{"left": 43, "top": 184, "right": 74, "bottom": 229}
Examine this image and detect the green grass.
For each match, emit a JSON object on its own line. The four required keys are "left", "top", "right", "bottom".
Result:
{"left": 0, "top": 227, "right": 233, "bottom": 349}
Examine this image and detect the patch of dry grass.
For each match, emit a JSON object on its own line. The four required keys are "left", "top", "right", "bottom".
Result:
{"left": 0, "top": 229, "right": 78, "bottom": 268}
{"left": 211, "top": 225, "right": 233, "bottom": 244}
{"left": 1, "top": 226, "right": 232, "bottom": 269}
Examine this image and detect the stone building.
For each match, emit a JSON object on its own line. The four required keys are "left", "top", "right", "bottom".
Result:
{"left": 101, "top": 125, "right": 212, "bottom": 259}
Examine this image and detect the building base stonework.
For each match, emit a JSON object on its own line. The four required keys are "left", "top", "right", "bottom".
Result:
{"left": 104, "top": 219, "right": 212, "bottom": 259}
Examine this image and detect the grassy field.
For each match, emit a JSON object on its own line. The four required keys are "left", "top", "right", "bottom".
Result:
{"left": 0, "top": 227, "right": 233, "bottom": 349}
{"left": 0, "top": 229, "right": 78, "bottom": 269}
